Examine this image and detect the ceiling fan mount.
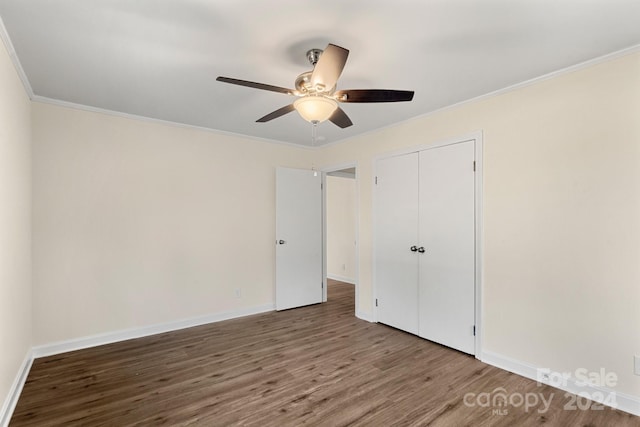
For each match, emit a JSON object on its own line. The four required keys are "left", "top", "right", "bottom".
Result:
{"left": 216, "top": 43, "right": 414, "bottom": 128}
{"left": 306, "top": 48, "right": 324, "bottom": 67}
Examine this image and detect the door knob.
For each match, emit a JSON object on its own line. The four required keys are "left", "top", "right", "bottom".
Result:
{"left": 278, "top": 240, "right": 286, "bottom": 245}
{"left": 418, "top": 247, "right": 425, "bottom": 253}
{"left": 410, "top": 246, "right": 418, "bottom": 252}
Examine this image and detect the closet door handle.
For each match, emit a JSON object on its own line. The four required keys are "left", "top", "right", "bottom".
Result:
{"left": 410, "top": 246, "right": 418, "bottom": 252}
{"left": 417, "top": 247, "right": 425, "bottom": 253}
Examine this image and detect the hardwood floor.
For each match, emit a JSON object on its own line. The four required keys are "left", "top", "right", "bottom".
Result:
{"left": 11, "top": 280, "right": 639, "bottom": 426}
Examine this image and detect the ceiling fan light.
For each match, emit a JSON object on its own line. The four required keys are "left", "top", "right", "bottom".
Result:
{"left": 293, "top": 96, "right": 338, "bottom": 123}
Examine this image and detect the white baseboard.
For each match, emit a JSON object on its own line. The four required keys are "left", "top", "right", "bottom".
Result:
{"left": 327, "top": 274, "right": 355, "bottom": 284}
{"left": 481, "top": 350, "right": 640, "bottom": 417}
{"left": 1, "top": 350, "right": 33, "bottom": 427}
{"left": 356, "top": 311, "right": 374, "bottom": 323}
{"left": 32, "top": 304, "right": 275, "bottom": 358}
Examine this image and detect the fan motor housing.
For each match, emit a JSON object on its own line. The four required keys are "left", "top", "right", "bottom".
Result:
{"left": 295, "top": 49, "right": 337, "bottom": 95}
{"left": 294, "top": 71, "right": 313, "bottom": 93}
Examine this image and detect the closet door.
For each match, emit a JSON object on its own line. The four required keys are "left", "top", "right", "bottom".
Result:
{"left": 375, "top": 152, "right": 419, "bottom": 334}
{"left": 418, "top": 141, "right": 475, "bottom": 354}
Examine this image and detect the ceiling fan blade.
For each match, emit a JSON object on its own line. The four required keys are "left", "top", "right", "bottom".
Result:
{"left": 216, "top": 76, "right": 295, "bottom": 95}
{"left": 310, "top": 44, "right": 349, "bottom": 91}
{"left": 335, "top": 89, "right": 414, "bottom": 103}
{"left": 329, "top": 107, "right": 353, "bottom": 128}
{"left": 256, "top": 104, "right": 296, "bottom": 122}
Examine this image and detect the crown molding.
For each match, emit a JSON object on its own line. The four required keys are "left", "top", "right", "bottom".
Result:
{"left": 0, "top": 15, "right": 34, "bottom": 99}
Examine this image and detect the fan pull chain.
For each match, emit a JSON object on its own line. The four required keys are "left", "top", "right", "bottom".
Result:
{"left": 311, "top": 120, "right": 319, "bottom": 146}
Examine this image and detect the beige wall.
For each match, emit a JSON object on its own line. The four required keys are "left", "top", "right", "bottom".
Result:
{"left": 0, "top": 38, "right": 31, "bottom": 414}
{"left": 3, "top": 30, "right": 638, "bottom": 409}
{"left": 316, "top": 52, "right": 640, "bottom": 397}
{"left": 326, "top": 175, "right": 356, "bottom": 282}
{"left": 32, "top": 103, "right": 313, "bottom": 344}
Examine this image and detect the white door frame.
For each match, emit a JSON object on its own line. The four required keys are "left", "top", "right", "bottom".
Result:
{"left": 372, "top": 131, "right": 484, "bottom": 358}
{"left": 321, "top": 162, "right": 359, "bottom": 317}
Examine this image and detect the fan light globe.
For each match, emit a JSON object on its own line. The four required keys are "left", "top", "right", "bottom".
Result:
{"left": 294, "top": 96, "right": 338, "bottom": 123}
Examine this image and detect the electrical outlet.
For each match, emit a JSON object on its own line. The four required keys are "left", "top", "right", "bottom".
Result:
{"left": 634, "top": 355, "right": 640, "bottom": 376}
{"left": 235, "top": 288, "right": 241, "bottom": 299}
{"left": 342, "top": 263, "right": 346, "bottom": 271}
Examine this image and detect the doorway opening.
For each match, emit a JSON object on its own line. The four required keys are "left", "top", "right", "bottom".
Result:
{"left": 323, "top": 166, "right": 358, "bottom": 315}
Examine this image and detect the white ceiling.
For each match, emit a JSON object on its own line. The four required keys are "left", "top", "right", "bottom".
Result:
{"left": 1, "top": 1, "right": 639, "bottom": 147}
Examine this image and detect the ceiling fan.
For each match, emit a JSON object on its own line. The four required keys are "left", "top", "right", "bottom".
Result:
{"left": 216, "top": 44, "right": 414, "bottom": 128}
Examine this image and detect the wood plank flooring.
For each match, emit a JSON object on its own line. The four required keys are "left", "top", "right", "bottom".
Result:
{"left": 11, "top": 280, "right": 640, "bottom": 426}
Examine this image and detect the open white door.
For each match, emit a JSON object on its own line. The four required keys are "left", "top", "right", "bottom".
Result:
{"left": 276, "top": 167, "right": 323, "bottom": 310}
